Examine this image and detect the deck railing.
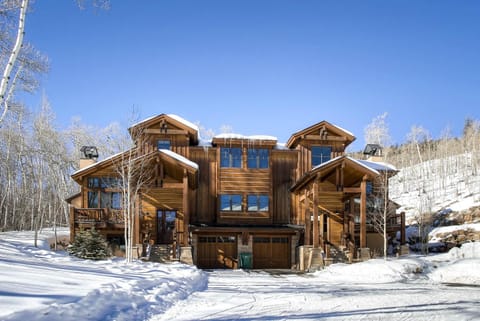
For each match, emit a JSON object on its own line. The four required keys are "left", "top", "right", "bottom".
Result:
{"left": 74, "top": 208, "right": 124, "bottom": 225}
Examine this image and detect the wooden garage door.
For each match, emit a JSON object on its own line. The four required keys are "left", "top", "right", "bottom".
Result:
{"left": 253, "top": 236, "right": 290, "bottom": 269}
{"left": 196, "top": 235, "right": 237, "bottom": 269}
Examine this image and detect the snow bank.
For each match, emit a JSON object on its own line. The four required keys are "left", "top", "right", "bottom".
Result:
{"left": 0, "top": 229, "right": 207, "bottom": 321}
{"left": 429, "top": 223, "right": 480, "bottom": 243}
{"left": 313, "top": 258, "right": 425, "bottom": 284}
{"left": 428, "top": 242, "right": 480, "bottom": 285}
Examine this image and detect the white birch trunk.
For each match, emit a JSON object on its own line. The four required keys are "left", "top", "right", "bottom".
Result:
{"left": 0, "top": 0, "right": 29, "bottom": 124}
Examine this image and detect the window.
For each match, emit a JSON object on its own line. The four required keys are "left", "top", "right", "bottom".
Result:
{"left": 157, "top": 140, "right": 171, "bottom": 150}
{"left": 87, "top": 177, "right": 100, "bottom": 188}
{"left": 88, "top": 177, "right": 121, "bottom": 188}
{"left": 220, "top": 148, "right": 242, "bottom": 168}
{"left": 220, "top": 194, "right": 242, "bottom": 211}
{"left": 88, "top": 191, "right": 98, "bottom": 208}
{"left": 87, "top": 177, "right": 122, "bottom": 209}
{"left": 311, "top": 146, "right": 332, "bottom": 166}
{"left": 247, "top": 195, "right": 269, "bottom": 212}
{"left": 100, "top": 191, "right": 121, "bottom": 209}
{"left": 247, "top": 149, "right": 269, "bottom": 168}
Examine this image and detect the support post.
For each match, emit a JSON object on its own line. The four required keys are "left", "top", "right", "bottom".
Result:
{"left": 360, "top": 175, "right": 367, "bottom": 248}
{"left": 313, "top": 180, "right": 319, "bottom": 248}
{"left": 134, "top": 194, "right": 140, "bottom": 245}
{"left": 400, "top": 211, "right": 406, "bottom": 244}
{"left": 182, "top": 169, "right": 189, "bottom": 247}
{"left": 304, "top": 190, "right": 311, "bottom": 245}
{"left": 69, "top": 206, "right": 75, "bottom": 243}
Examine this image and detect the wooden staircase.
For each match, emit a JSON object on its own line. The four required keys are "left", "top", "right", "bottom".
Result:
{"left": 326, "top": 244, "right": 350, "bottom": 264}
{"left": 148, "top": 244, "right": 177, "bottom": 263}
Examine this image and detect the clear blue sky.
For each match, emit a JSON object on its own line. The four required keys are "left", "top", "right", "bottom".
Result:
{"left": 23, "top": 0, "right": 480, "bottom": 151}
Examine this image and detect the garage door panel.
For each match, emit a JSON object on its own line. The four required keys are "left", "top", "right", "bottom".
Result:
{"left": 253, "top": 236, "right": 290, "bottom": 269}
{"left": 197, "top": 235, "right": 237, "bottom": 269}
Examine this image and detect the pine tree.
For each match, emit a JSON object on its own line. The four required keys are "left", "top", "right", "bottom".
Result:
{"left": 67, "top": 227, "right": 111, "bottom": 260}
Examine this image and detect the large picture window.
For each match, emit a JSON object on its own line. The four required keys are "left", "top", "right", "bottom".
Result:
{"left": 220, "top": 194, "right": 242, "bottom": 211}
{"left": 87, "top": 177, "right": 122, "bottom": 209}
{"left": 220, "top": 148, "right": 242, "bottom": 168}
{"left": 311, "top": 146, "right": 332, "bottom": 166}
{"left": 247, "top": 149, "right": 269, "bottom": 169}
{"left": 247, "top": 195, "right": 269, "bottom": 212}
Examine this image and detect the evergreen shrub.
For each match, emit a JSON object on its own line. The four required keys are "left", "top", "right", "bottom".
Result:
{"left": 67, "top": 227, "right": 111, "bottom": 260}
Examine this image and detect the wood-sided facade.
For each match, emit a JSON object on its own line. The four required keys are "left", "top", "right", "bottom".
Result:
{"left": 68, "top": 114, "right": 403, "bottom": 268}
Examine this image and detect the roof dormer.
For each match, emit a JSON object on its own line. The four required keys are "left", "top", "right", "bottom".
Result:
{"left": 128, "top": 114, "right": 199, "bottom": 146}
{"left": 286, "top": 120, "right": 355, "bottom": 150}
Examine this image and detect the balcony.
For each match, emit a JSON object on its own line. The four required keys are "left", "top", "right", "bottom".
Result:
{"left": 73, "top": 208, "right": 124, "bottom": 229}
{"left": 355, "top": 213, "right": 403, "bottom": 233}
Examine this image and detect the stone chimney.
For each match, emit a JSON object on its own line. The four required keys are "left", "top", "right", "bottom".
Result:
{"left": 79, "top": 146, "right": 98, "bottom": 169}
{"left": 363, "top": 144, "right": 383, "bottom": 162}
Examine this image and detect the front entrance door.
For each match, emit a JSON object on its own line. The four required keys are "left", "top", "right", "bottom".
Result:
{"left": 157, "top": 210, "right": 176, "bottom": 244}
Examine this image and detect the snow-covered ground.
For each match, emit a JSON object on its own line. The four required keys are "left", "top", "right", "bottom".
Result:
{"left": 1, "top": 229, "right": 480, "bottom": 321}
{"left": 0, "top": 229, "right": 206, "bottom": 321}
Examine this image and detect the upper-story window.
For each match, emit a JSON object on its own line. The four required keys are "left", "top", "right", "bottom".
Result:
{"left": 220, "top": 147, "right": 242, "bottom": 168}
{"left": 87, "top": 177, "right": 122, "bottom": 209}
{"left": 247, "top": 148, "right": 269, "bottom": 169}
{"left": 247, "top": 195, "right": 269, "bottom": 211}
{"left": 157, "top": 140, "right": 171, "bottom": 150}
{"left": 311, "top": 146, "right": 332, "bottom": 166}
{"left": 220, "top": 194, "right": 242, "bottom": 211}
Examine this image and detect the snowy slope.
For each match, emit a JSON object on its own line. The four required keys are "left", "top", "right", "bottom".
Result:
{"left": 389, "top": 153, "right": 480, "bottom": 222}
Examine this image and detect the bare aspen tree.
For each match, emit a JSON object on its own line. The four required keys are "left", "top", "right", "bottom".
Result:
{"left": 367, "top": 172, "right": 398, "bottom": 259}
{"left": 107, "top": 113, "right": 155, "bottom": 263}
{"left": 0, "top": 0, "right": 28, "bottom": 124}
{"left": 364, "top": 112, "right": 391, "bottom": 148}
{"left": 364, "top": 112, "right": 395, "bottom": 259}
{"left": 0, "top": 0, "right": 107, "bottom": 125}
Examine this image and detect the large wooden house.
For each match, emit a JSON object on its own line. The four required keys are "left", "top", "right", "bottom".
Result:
{"left": 69, "top": 114, "right": 405, "bottom": 269}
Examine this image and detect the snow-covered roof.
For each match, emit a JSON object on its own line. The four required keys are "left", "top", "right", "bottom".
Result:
{"left": 130, "top": 113, "right": 199, "bottom": 132}
{"left": 355, "top": 159, "right": 398, "bottom": 172}
{"left": 213, "top": 133, "right": 278, "bottom": 141}
{"left": 159, "top": 149, "right": 199, "bottom": 170}
{"left": 166, "top": 114, "right": 199, "bottom": 132}
{"left": 330, "top": 122, "right": 355, "bottom": 138}
{"left": 311, "top": 155, "right": 344, "bottom": 172}
{"left": 71, "top": 151, "right": 127, "bottom": 176}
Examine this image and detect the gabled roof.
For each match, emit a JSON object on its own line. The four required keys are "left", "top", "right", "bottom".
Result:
{"left": 71, "top": 149, "right": 198, "bottom": 186}
{"left": 128, "top": 113, "right": 199, "bottom": 145}
{"left": 72, "top": 150, "right": 131, "bottom": 181}
{"left": 286, "top": 120, "right": 356, "bottom": 149}
{"left": 290, "top": 156, "right": 396, "bottom": 192}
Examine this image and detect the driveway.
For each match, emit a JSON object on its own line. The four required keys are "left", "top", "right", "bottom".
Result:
{"left": 151, "top": 269, "right": 480, "bottom": 321}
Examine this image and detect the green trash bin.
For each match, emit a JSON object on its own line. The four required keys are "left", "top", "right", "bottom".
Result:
{"left": 239, "top": 252, "right": 252, "bottom": 269}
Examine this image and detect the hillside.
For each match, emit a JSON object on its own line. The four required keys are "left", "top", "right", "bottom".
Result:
{"left": 389, "top": 152, "right": 480, "bottom": 223}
